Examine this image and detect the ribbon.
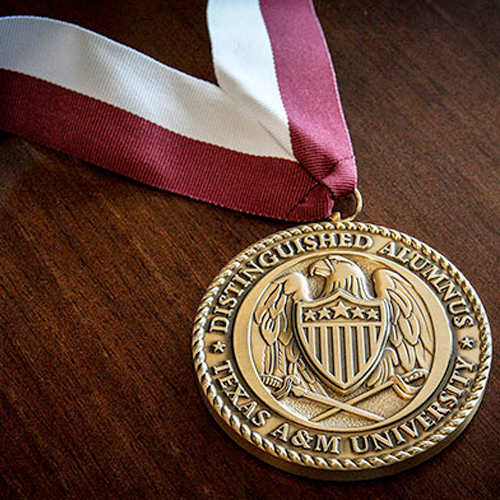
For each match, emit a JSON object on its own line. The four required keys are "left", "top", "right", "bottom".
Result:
{"left": 0, "top": 0, "right": 356, "bottom": 221}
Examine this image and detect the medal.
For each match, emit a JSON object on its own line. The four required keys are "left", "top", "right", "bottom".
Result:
{"left": 193, "top": 217, "right": 490, "bottom": 479}
{"left": 0, "top": 0, "right": 491, "bottom": 482}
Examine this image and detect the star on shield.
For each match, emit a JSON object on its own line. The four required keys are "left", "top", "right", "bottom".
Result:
{"left": 350, "top": 306, "right": 364, "bottom": 319}
{"left": 318, "top": 307, "right": 331, "bottom": 319}
{"left": 304, "top": 310, "right": 317, "bottom": 321}
{"left": 331, "top": 301, "right": 350, "bottom": 318}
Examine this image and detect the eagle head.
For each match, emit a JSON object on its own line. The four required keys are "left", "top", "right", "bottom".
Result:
{"left": 309, "top": 256, "right": 372, "bottom": 299}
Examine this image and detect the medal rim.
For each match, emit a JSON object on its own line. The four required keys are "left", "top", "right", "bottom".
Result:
{"left": 192, "top": 220, "right": 492, "bottom": 479}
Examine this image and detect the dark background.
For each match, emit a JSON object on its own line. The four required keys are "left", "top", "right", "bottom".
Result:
{"left": 1, "top": 0, "right": 499, "bottom": 498}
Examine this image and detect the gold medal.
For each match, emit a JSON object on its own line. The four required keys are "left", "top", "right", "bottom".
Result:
{"left": 192, "top": 217, "right": 491, "bottom": 479}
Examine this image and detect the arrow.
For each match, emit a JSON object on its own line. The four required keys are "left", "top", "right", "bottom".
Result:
{"left": 291, "top": 385, "right": 384, "bottom": 422}
{"left": 309, "top": 374, "right": 422, "bottom": 423}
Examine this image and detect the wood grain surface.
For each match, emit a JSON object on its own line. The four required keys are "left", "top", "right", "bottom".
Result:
{"left": 1, "top": 1, "right": 499, "bottom": 498}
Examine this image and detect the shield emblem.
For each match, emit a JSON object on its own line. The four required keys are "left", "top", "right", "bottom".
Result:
{"left": 295, "top": 290, "right": 390, "bottom": 394}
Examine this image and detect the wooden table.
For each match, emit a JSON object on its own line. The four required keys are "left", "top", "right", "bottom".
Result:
{"left": 1, "top": 1, "right": 498, "bottom": 498}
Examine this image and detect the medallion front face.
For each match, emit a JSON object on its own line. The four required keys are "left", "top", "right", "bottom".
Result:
{"left": 193, "top": 222, "right": 491, "bottom": 479}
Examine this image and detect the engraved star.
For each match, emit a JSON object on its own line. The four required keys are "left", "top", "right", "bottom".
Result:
{"left": 366, "top": 308, "right": 379, "bottom": 320}
{"left": 350, "top": 306, "right": 365, "bottom": 319}
{"left": 331, "top": 301, "right": 350, "bottom": 318}
{"left": 318, "top": 307, "right": 331, "bottom": 319}
{"left": 211, "top": 341, "right": 226, "bottom": 353}
{"left": 304, "top": 310, "right": 317, "bottom": 321}
{"left": 459, "top": 337, "right": 475, "bottom": 350}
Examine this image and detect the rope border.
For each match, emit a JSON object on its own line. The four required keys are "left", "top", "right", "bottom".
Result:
{"left": 192, "top": 222, "right": 492, "bottom": 472}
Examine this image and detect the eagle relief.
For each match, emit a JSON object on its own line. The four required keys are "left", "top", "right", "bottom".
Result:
{"left": 253, "top": 255, "right": 434, "bottom": 427}
{"left": 194, "top": 223, "right": 490, "bottom": 479}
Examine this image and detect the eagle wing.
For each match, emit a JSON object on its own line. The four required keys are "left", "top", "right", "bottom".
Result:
{"left": 254, "top": 272, "right": 326, "bottom": 396}
{"left": 368, "top": 269, "right": 434, "bottom": 389}
{"left": 254, "top": 272, "right": 308, "bottom": 347}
